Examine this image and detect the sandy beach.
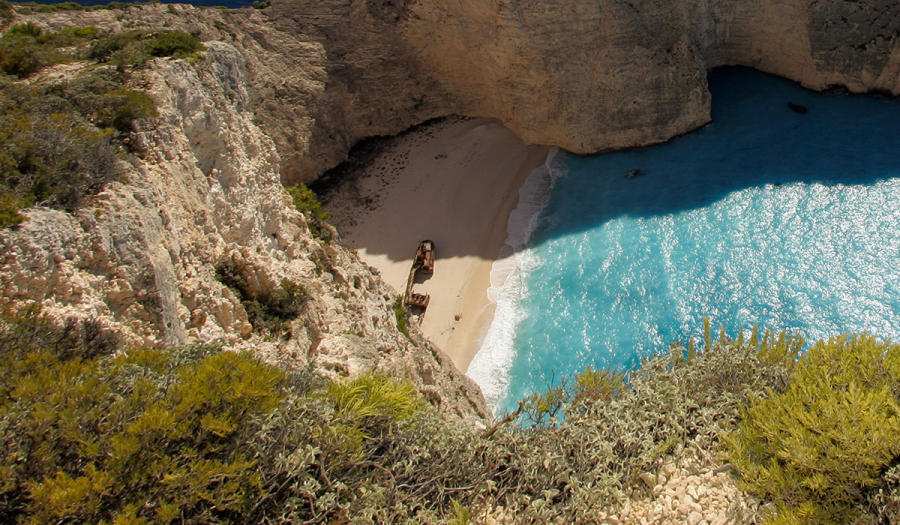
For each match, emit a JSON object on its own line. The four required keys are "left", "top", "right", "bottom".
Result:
{"left": 320, "top": 117, "right": 550, "bottom": 372}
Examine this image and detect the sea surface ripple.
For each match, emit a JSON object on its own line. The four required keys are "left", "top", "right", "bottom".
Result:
{"left": 470, "top": 67, "right": 900, "bottom": 413}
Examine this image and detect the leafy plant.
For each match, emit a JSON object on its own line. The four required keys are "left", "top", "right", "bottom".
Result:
{"left": 144, "top": 30, "right": 204, "bottom": 57}
{"left": 99, "top": 88, "right": 158, "bottom": 131}
{"left": 0, "top": 37, "right": 61, "bottom": 77}
{"left": 0, "top": 81, "right": 122, "bottom": 221}
{"left": 320, "top": 371, "right": 427, "bottom": 459}
{"left": 724, "top": 334, "right": 900, "bottom": 524}
{"left": 0, "top": 192, "right": 25, "bottom": 226}
{"left": 392, "top": 295, "right": 409, "bottom": 336}
{"left": 519, "top": 381, "right": 568, "bottom": 427}
{"left": 215, "top": 260, "right": 307, "bottom": 336}
{"left": 0, "top": 25, "right": 164, "bottom": 226}
{"left": 8, "top": 303, "right": 899, "bottom": 524}
{"left": 286, "top": 183, "right": 330, "bottom": 221}
{"left": 0, "top": 319, "right": 285, "bottom": 523}
{"left": 2, "top": 21, "right": 41, "bottom": 39}
{"left": 286, "top": 182, "right": 332, "bottom": 239}
{"left": 88, "top": 29, "right": 204, "bottom": 70}
{"left": 0, "top": 23, "right": 101, "bottom": 78}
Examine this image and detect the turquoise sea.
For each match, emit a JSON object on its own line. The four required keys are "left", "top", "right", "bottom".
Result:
{"left": 468, "top": 67, "right": 900, "bottom": 413}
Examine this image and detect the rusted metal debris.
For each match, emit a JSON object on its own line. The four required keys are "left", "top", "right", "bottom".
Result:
{"left": 405, "top": 240, "right": 435, "bottom": 312}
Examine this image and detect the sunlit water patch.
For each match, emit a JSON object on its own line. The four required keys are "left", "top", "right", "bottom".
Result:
{"left": 470, "top": 67, "right": 900, "bottom": 413}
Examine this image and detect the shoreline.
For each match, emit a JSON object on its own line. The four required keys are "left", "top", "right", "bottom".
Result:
{"left": 321, "top": 117, "right": 550, "bottom": 373}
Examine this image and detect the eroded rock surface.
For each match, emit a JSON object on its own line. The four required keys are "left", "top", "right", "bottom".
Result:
{"left": 4, "top": 0, "right": 900, "bottom": 423}
{"left": 262, "top": 0, "right": 900, "bottom": 168}
{"left": 0, "top": 30, "right": 488, "bottom": 422}
{"left": 27, "top": 0, "right": 900, "bottom": 179}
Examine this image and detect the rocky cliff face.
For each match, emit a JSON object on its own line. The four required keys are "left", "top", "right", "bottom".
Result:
{"left": 3, "top": 0, "right": 898, "bottom": 423}
{"left": 265, "top": 0, "right": 900, "bottom": 161}
{"left": 0, "top": 9, "right": 489, "bottom": 421}
{"left": 31, "top": 0, "right": 898, "bottom": 180}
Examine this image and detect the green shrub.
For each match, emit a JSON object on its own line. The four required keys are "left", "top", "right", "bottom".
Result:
{"left": 265, "top": 278, "right": 307, "bottom": 319}
{"left": 0, "top": 1, "right": 12, "bottom": 25}
{"left": 519, "top": 382, "right": 568, "bottom": 427}
{"left": 36, "top": 25, "right": 98, "bottom": 47}
{"left": 2, "top": 21, "right": 41, "bottom": 40}
{"left": 95, "top": 88, "right": 158, "bottom": 131}
{"left": 4, "top": 307, "right": 857, "bottom": 524}
{"left": 144, "top": 30, "right": 204, "bottom": 57}
{"left": 392, "top": 295, "right": 409, "bottom": 336}
{"left": 0, "top": 24, "right": 101, "bottom": 78}
{"left": 286, "top": 182, "right": 330, "bottom": 221}
{"left": 88, "top": 29, "right": 204, "bottom": 69}
{"left": 86, "top": 29, "right": 140, "bottom": 62}
{"left": 0, "top": 65, "right": 159, "bottom": 224}
{"left": 0, "top": 308, "right": 286, "bottom": 523}
{"left": 14, "top": 1, "right": 91, "bottom": 13}
{"left": 42, "top": 1, "right": 89, "bottom": 11}
{"left": 0, "top": 192, "right": 26, "bottom": 226}
{"left": 724, "top": 334, "right": 900, "bottom": 524}
{"left": 0, "top": 90, "right": 119, "bottom": 212}
{"left": 0, "top": 25, "right": 160, "bottom": 224}
{"left": 56, "top": 25, "right": 97, "bottom": 39}
{"left": 868, "top": 463, "right": 900, "bottom": 524}
{"left": 215, "top": 260, "right": 307, "bottom": 336}
{"left": 321, "top": 371, "right": 427, "bottom": 458}
{"left": 0, "top": 304, "right": 458, "bottom": 524}
{"left": 0, "top": 304, "right": 119, "bottom": 379}
{"left": 327, "top": 371, "right": 425, "bottom": 425}
{"left": 0, "top": 39, "right": 58, "bottom": 77}
{"left": 5, "top": 303, "right": 900, "bottom": 524}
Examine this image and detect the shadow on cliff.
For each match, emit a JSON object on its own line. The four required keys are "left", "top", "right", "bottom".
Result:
{"left": 526, "top": 66, "right": 900, "bottom": 248}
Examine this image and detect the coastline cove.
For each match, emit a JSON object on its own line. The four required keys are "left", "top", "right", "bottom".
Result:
{"left": 471, "top": 66, "right": 900, "bottom": 414}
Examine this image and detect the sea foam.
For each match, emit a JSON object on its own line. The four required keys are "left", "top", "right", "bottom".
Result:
{"left": 473, "top": 67, "right": 900, "bottom": 414}
{"left": 466, "top": 148, "right": 564, "bottom": 409}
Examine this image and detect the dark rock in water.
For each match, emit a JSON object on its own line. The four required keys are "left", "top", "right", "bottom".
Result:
{"left": 788, "top": 102, "right": 808, "bottom": 114}
{"left": 626, "top": 169, "right": 641, "bottom": 179}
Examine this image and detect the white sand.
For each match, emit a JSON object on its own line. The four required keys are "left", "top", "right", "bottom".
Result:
{"left": 323, "top": 118, "right": 550, "bottom": 372}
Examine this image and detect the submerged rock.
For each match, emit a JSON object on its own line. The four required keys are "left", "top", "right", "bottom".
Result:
{"left": 788, "top": 102, "right": 808, "bottom": 114}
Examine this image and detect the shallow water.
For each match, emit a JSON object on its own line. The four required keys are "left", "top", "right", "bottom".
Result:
{"left": 470, "top": 67, "right": 900, "bottom": 413}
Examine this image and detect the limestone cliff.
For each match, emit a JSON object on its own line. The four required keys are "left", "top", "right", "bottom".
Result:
{"left": 28, "top": 0, "right": 899, "bottom": 179}
{"left": 264, "top": 0, "right": 900, "bottom": 161}
{"left": 3, "top": 0, "right": 899, "bottom": 424}
{"left": 0, "top": 12, "right": 488, "bottom": 421}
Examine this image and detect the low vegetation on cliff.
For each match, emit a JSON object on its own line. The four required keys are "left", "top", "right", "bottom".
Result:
{"left": 215, "top": 260, "right": 308, "bottom": 338}
{"left": 0, "top": 19, "right": 203, "bottom": 227}
{"left": 287, "top": 183, "right": 332, "bottom": 240}
{"left": 4, "top": 304, "right": 900, "bottom": 524}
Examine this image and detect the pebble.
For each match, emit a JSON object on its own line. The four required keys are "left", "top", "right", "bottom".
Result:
{"left": 640, "top": 472, "right": 657, "bottom": 488}
{"left": 481, "top": 450, "right": 753, "bottom": 524}
{"left": 621, "top": 451, "right": 752, "bottom": 524}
